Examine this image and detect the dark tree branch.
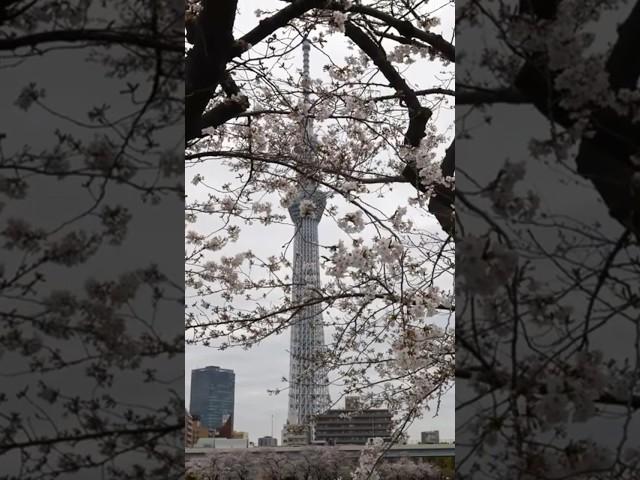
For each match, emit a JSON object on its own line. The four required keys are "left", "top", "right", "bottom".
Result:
{"left": 456, "top": 367, "right": 640, "bottom": 410}
{"left": 347, "top": 4, "right": 455, "bottom": 62}
{"left": 456, "top": 86, "right": 527, "bottom": 105}
{"left": 0, "top": 29, "right": 182, "bottom": 52}
{"left": 186, "top": 0, "right": 327, "bottom": 142}
{"left": 344, "top": 21, "right": 454, "bottom": 236}
{"left": 372, "top": 87, "right": 455, "bottom": 102}
{"left": 278, "top": 0, "right": 456, "bottom": 61}
{"left": 402, "top": 141, "right": 455, "bottom": 236}
{"left": 511, "top": 2, "right": 640, "bottom": 239}
{"left": 344, "top": 21, "right": 432, "bottom": 146}
{"left": 517, "top": 0, "right": 561, "bottom": 19}
{"left": 187, "top": 0, "right": 455, "bottom": 140}
{"left": 574, "top": 137, "right": 638, "bottom": 236}
{"left": 0, "top": 424, "right": 182, "bottom": 453}
{"left": 185, "top": 0, "right": 239, "bottom": 141}
{"left": 606, "top": 0, "right": 640, "bottom": 90}
{"left": 231, "top": 0, "right": 326, "bottom": 58}
{"left": 199, "top": 96, "right": 251, "bottom": 132}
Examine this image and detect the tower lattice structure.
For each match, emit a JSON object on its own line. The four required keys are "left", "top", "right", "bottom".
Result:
{"left": 285, "top": 40, "right": 331, "bottom": 436}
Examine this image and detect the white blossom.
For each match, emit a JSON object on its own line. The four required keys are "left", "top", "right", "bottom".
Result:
{"left": 337, "top": 211, "right": 365, "bottom": 233}
{"left": 299, "top": 199, "right": 316, "bottom": 217}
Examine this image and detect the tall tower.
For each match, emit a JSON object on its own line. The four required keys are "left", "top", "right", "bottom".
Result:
{"left": 282, "top": 39, "right": 331, "bottom": 445}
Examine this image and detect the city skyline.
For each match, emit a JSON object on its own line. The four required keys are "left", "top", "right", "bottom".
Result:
{"left": 185, "top": 341, "right": 455, "bottom": 444}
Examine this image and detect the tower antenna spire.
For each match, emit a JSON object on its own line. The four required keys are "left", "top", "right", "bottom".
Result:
{"left": 302, "top": 38, "right": 311, "bottom": 101}
{"left": 301, "top": 38, "right": 314, "bottom": 155}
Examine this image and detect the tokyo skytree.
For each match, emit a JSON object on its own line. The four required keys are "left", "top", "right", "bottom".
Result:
{"left": 283, "top": 39, "right": 331, "bottom": 444}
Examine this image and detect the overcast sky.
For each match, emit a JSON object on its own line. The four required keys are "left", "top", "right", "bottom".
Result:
{"left": 185, "top": 0, "right": 455, "bottom": 444}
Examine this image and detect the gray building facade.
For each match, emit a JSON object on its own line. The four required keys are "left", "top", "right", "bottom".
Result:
{"left": 258, "top": 436, "right": 278, "bottom": 447}
{"left": 189, "top": 366, "right": 235, "bottom": 432}
{"left": 314, "top": 408, "right": 392, "bottom": 445}
{"left": 421, "top": 430, "right": 440, "bottom": 444}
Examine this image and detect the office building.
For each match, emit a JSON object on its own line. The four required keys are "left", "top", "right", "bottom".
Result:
{"left": 282, "top": 423, "right": 311, "bottom": 446}
{"left": 258, "top": 435, "right": 278, "bottom": 447}
{"left": 421, "top": 430, "right": 440, "bottom": 444}
{"left": 314, "top": 407, "right": 392, "bottom": 445}
{"left": 345, "top": 396, "right": 362, "bottom": 411}
{"left": 190, "top": 366, "right": 235, "bottom": 433}
{"left": 185, "top": 410, "right": 195, "bottom": 448}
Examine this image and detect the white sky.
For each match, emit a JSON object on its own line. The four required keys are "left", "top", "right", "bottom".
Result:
{"left": 185, "top": 0, "right": 455, "bottom": 444}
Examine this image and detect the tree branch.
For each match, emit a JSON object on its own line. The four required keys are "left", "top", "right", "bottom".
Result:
{"left": 343, "top": 21, "right": 454, "bottom": 235}
{"left": 606, "top": 0, "right": 640, "bottom": 90}
{"left": 344, "top": 21, "right": 432, "bottom": 146}
{"left": 199, "top": 97, "right": 251, "bottom": 133}
{"left": 402, "top": 141, "right": 455, "bottom": 236}
{"left": 0, "top": 424, "right": 182, "bottom": 453}
{"left": 348, "top": 4, "right": 455, "bottom": 62}
{"left": 456, "top": 367, "right": 640, "bottom": 410}
{"left": 511, "top": 2, "right": 640, "bottom": 238}
{"left": 187, "top": 0, "right": 327, "bottom": 142}
{"left": 231, "top": 0, "right": 326, "bottom": 58}
{"left": 456, "top": 86, "right": 527, "bottom": 105}
{"left": 372, "top": 87, "right": 455, "bottom": 102}
{"left": 185, "top": 0, "right": 239, "bottom": 141}
{"left": 0, "top": 29, "right": 182, "bottom": 52}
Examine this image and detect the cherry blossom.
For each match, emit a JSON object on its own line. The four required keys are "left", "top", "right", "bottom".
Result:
{"left": 186, "top": 0, "right": 454, "bottom": 475}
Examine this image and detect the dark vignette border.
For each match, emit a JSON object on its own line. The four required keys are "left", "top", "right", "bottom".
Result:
{"left": 0, "top": 2, "right": 184, "bottom": 479}
{"left": 456, "top": 1, "right": 640, "bottom": 479}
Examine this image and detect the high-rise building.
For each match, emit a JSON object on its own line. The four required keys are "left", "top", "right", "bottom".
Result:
{"left": 421, "top": 430, "right": 440, "bottom": 444}
{"left": 189, "top": 366, "right": 235, "bottom": 433}
{"left": 282, "top": 39, "right": 331, "bottom": 446}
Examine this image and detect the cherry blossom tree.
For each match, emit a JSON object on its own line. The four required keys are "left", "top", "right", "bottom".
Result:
{"left": 185, "top": 0, "right": 455, "bottom": 477}
{"left": 456, "top": 1, "right": 640, "bottom": 479}
{"left": 186, "top": 447, "right": 444, "bottom": 480}
{"left": 0, "top": 1, "right": 183, "bottom": 478}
